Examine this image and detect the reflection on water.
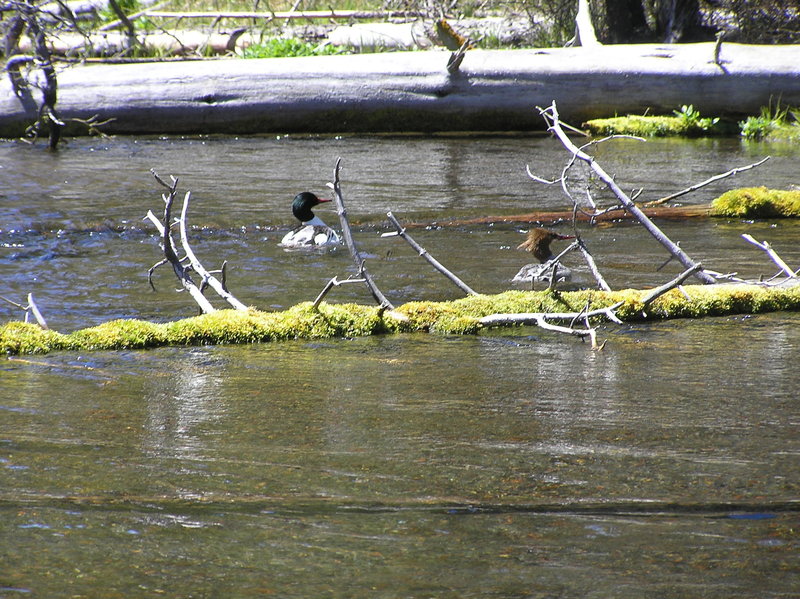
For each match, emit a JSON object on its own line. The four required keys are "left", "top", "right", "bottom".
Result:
{"left": 142, "top": 349, "right": 225, "bottom": 463}
{"left": 1, "top": 134, "right": 799, "bottom": 597}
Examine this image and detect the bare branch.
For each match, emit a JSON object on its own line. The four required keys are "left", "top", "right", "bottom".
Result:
{"left": 539, "top": 101, "right": 715, "bottom": 285}
{"left": 177, "top": 190, "right": 248, "bottom": 310}
{"left": 312, "top": 276, "right": 367, "bottom": 309}
{"left": 329, "top": 157, "right": 395, "bottom": 311}
{"left": 644, "top": 157, "right": 771, "bottom": 207}
{"left": 0, "top": 293, "right": 49, "bottom": 328}
{"left": 576, "top": 237, "right": 612, "bottom": 291}
{"left": 641, "top": 264, "right": 704, "bottom": 306}
{"left": 146, "top": 170, "right": 215, "bottom": 313}
{"left": 742, "top": 234, "right": 797, "bottom": 279}
{"left": 383, "top": 211, "right": 478, "bottom": 296}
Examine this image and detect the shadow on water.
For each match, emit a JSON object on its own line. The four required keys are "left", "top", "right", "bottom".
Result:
{"left": 1, "top": 134, "right": 799, "bottom": 597}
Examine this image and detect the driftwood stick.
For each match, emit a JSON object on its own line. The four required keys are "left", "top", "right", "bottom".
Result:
{"left": 383, "top": 211, "right": 478, "bottom": 296}
{"left": 741, "top": 234, "right": 797, "bottom": 279}
{"left": 312, "top": 276, "right": 367, "bottom": 309}
{"left": 149, "top": 171, "right": 216, "bottom": 313}
{"left": 329, "top": 157, "right": 395, "bottom": 311}
{"left": 644, "top": 156, "right": 771, "bottom": 207}
{"left": 576, "top": 237, "right": 612, "bottom": 291}
{"left": 480, "top": 302, "right": 624, "bottom": 327}
{"left": 540, "top": 101, "right": 715, "bottom": 285}
{"left": 177, "top": 190, "right": 248, "bottom": 310}
{"left": 480, "top": 301, "right": 623, "bottom": 348}
{"left": 0, "top": 293, "right": 49, "bottom": 329}
{"left": 641, "top": 263, "right": 703, "bottom": 306}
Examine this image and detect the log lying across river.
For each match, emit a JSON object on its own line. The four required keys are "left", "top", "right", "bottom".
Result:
{"left": 1, "top": 42, "right": 799, "bottom": 137}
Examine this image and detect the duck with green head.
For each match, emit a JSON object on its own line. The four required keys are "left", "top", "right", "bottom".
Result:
{"left": 280, "top": 192, "right": 341, "bottom": 248}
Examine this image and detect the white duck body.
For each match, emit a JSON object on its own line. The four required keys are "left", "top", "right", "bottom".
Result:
{"left": 279, "top": 192, "right": 341, "bottom": 249}
{"left": 280, "top": 215, "right": 341, "bottom": 248}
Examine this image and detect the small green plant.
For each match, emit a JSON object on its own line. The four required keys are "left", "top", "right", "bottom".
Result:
{"left": 241, "top": 38, "right": 347, "bottom": 59}
{"left": 673, "top": 104, "right": 720, "bottom": 132}
{"left": 739, "top": 101, "right": 799, "bottom": 141}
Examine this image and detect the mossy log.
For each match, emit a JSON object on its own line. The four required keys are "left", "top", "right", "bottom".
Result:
{"left": 3, "top": 284, "right": 800, "bottom": 355}
{"left": 1, "top": 43, "right": 799, "bottom": 136}
{"left": 431, "top": 187, "right": 800, "bottom": 227}
{"left": 710, "top": 187, "right": 800, "bottom": 219}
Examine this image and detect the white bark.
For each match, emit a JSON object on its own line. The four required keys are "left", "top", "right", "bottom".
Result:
{"left": 2, "top": 43, "right": 799, "bottom": 136}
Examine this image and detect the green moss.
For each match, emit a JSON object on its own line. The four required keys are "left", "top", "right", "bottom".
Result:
{"left": 0, "top": 322, "right": 73, "bottom": 355}
{"left": 710, "top": 187, "right": 800, "bottom": 218}
{"left": 3, "top": 285, "right": 800, "bottom": 355}
{"left": 70, "top": 318, "right": 169, "bottom": 350}
{"left": 584, "top": 115, "right": 685, "bottom": 137}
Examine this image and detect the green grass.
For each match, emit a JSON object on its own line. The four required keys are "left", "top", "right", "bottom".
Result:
{"left": 241, "top": 38, "right": 348, "bottom": 58}
{"left": 740, "top": 102, "right": 800, "bottom": 142}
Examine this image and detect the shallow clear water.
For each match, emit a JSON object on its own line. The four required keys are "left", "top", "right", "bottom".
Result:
{"left": 1, "top": 134, "right": 799, "bottom": 598}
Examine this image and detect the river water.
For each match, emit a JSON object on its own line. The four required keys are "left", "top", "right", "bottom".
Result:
{"left": 1, "top": 133, "right": 799, "bottom": 597}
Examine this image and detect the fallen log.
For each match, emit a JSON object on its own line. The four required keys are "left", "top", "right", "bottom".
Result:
{"left": 3, "top": 284, "right": 800, "bottom": 355}
{"left": 1, "top": 43, "right": 799, "bottom": 137}
{"left": 426, "top": 204, "right": 714, "bottom": 227}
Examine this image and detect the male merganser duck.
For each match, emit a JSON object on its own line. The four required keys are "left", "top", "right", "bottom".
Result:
{"left": 280, "top": 191, "right": 341, "bottom": 248}
{"left": 512, "top": 228, "right": 575, "bottom": 284}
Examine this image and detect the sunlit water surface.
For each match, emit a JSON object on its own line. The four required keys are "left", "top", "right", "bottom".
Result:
{"left": 1, "top": 134, "right": 799, "bottom": 598}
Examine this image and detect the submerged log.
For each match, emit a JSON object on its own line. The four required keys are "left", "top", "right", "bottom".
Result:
{"left": 1, "top": 43, "right": 799, "bottom": 136}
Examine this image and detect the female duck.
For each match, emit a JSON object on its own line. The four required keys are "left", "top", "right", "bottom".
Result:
{"left": 512, "top": 228, "right": 574, "bottom": 284}
{"left": 280, "top": 192, "right": 341, "bottom": 248}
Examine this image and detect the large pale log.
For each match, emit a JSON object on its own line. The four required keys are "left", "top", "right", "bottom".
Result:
{"left": 1, "top": 43, "right": 799, "bottom": 137}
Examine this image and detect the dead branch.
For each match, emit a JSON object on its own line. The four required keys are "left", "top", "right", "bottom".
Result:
{"left": 140, "top": 9, "right": 422, "bottom": 21}
{"left": 644, "top": 156, "right": 771, "bottom": 207}
{"left": 479, "top": 301, "right": 623, "bottom": 349}
{"left": 146, "top": 171, "right": 215, "bottom": 314}
{"left": 0, "top": 293, "right": 49, "bottom": 328}
{"left": 328, "top": 157, "right": 395, "bottom": 312}
{"left": 539, "top": 101, "right": 716, "bottom": 285}
{"left": 574, "top": 0, "right": 601, "bottom": 48}
{"left": 576, "top": 237, "right": 612, "bottom": 291}
{"left": 176, "top": 190, "right": 248, "bottom": 310}
{"left": 446, "top": 41, "right": 469, "bottom": 75}
{"left": 312, "top": 276, "right": 367, "bottom": 309}
{"left": 741, "top": 234, "right": 798, "bottom": 279}
{"left": 382, "top": 211, "right": 478, "bottom": 296}
{"left": 641, "top": 263, "right": 703, "bottom": 306}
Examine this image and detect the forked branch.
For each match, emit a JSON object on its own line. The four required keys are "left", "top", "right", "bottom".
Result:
{"left": 145, "top": 170, "right": 247, "bottom": 313}
{"left": 328, "top": 157, "right": 395, "bottom": 312}
{"left": 539, "top": 101, "right": 716, "bottom": 285}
